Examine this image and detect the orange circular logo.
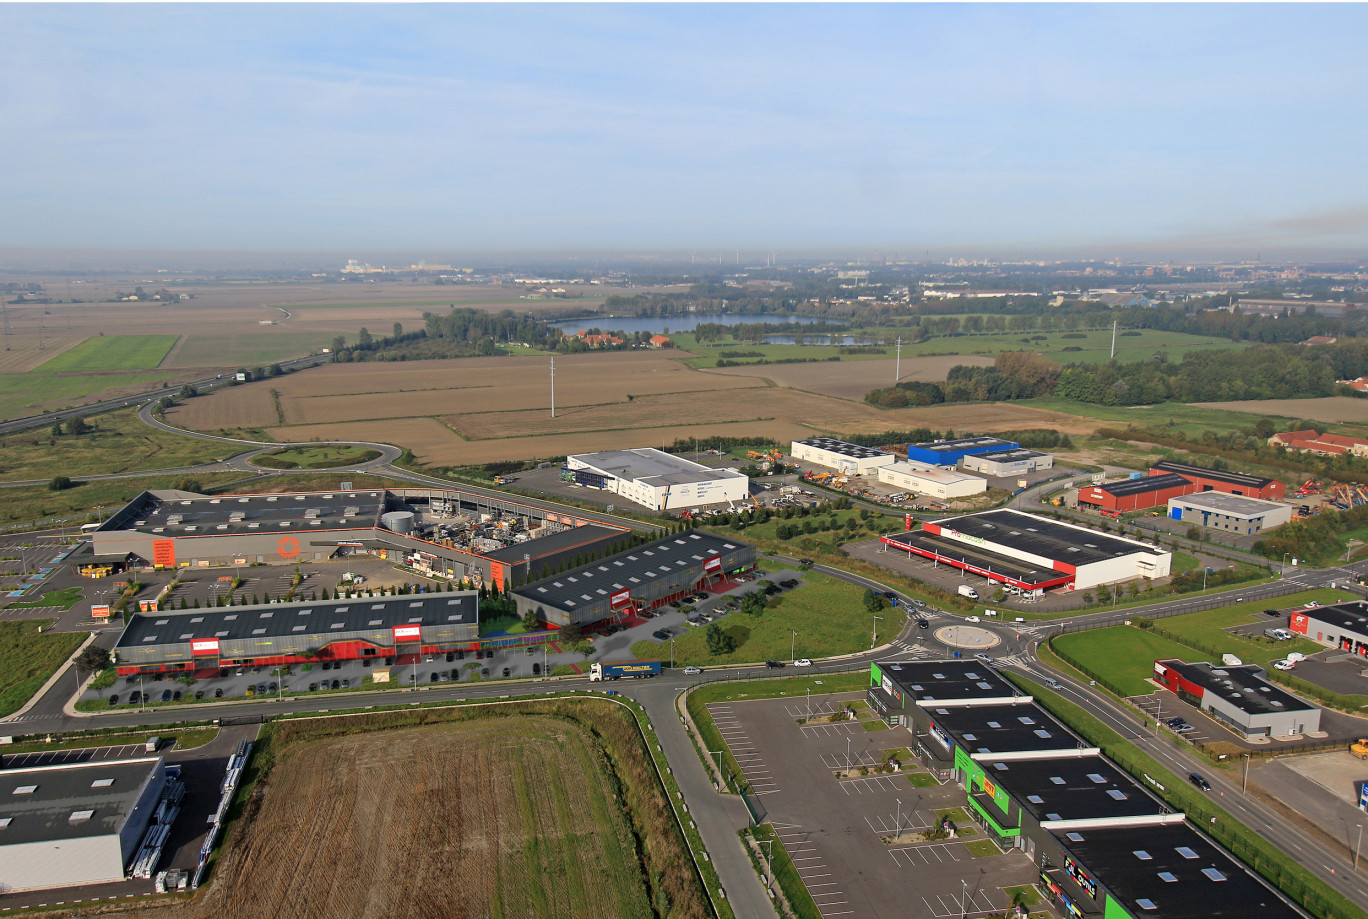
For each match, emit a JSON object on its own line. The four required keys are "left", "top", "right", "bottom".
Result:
{"left": 277, "top": 536, "right": 301, "bottom": 560}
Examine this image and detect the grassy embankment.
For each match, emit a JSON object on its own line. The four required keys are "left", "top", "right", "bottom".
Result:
{"left": 0, "top": 620, "right": 85, "bottom": 718}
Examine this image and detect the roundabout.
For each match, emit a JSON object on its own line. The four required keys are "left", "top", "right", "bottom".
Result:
{"left": 933, "top": 624, "right": 1001, "bottom": 651}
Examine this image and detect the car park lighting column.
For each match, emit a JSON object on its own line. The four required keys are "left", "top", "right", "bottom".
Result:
{"left": 790, "top": 629, "right": 798, "bottom": 665}
{"left": 871, "top": 615, "right": 882, "bottom": 650}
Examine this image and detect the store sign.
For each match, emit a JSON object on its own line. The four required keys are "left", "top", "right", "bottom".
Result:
{"left": 152, "top": 539, "right": 176, "bottom": 568}
{"left": 928, "top": 721, "right": 952, "bottom": 751}
{"left": 704, "top": 556, "right": 722, "bottom": 574}
{"left": 982, "top": 776, "right": 998, "bottom": 799}
{"left": 1064, "top": 856, "right": 1097, "bottom": 899}
{"left": 91, "top": 604, "right": 111, "bottom": 619}
{"left": 191, "top": 638, "right": 220, "bottom": 656}
{"left": 393, "top": 624, "right": 423, "bottom": 642}
{"left": 610, "top": 590, "right": 631, "bottom": 608}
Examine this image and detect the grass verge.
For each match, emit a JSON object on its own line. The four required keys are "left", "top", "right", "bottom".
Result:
{"left": 5, "top": 586, "right": 84, "bottom": 610}
{"left": 0, "top": 620, "right": 85, "bottom": 718}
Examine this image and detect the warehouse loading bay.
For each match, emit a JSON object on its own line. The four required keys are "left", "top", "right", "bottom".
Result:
{"left": 711, "top": 690, "right": 1038, "bottom": 919}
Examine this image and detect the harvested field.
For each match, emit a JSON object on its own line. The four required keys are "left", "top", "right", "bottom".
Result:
{"left": 0, "top": 334, "right": 85, "bottom": 373}
{"left": 270, "top": 418, "right": 820, "bottom": 465}
{"left": 1196, "top": 397, "right": 1368, "bottom": 425}
{"left": 706, "top": 354, "right": 993, "bottom": 401}
{"left": 103, "top": 704, "right": 703, "bottom": 919}
{"left": 164, "top": 386, "right": 280, "bottom": 431}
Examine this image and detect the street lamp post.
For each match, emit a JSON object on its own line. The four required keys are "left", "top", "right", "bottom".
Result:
{"left": 709, "top": 749, "right": 725, "bottom": 790}
{"left": 790, "top": 629, "right": 798, "bottom": 664}
{"left": 895, "top": 797, "right": 902, "bottom": 839}
{"left": 762, "top": 837, "right": 773, "bottom": 890}
{"left": 871, "top": 615, "right": 883, "bottom": 650}
{"left": 1282, "top": 552, "right": 1290, "bottom": 578}
{"left": 1357, "top": 824, "right": 1364, "bottom": 870}
{"left": 960, "top": 878, "right": 968, "bottom": 919}
{"left": 1242, "top": 753, "right": 1251, "bottom": 793}
{"left": 846, "top": 735, "right": 851, "bottom": 775}
{"left": 670, "top": 637, "right": 675, "bottom": 669}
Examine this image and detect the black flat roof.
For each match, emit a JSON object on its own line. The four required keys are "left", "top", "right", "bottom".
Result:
{"left": 1158, "top": 660, "right": 1315, "bottom": 716}
{"left": 115, "top": 592, "right": 478, "bottom": 650}
{"left": 884, "top": 530, "right": 1066, "bottom": 586}
{"left": 877, "top": 659, "right": 1022, "bottom": 703}
{"left": 1152, "top": 460, "right": 1277, "bottom": 491}
{"left": 0, "top": 758, "right": 161, "bottom": 845}
{"left": 515, "top": 531, "right": 750, "bottom": 614}
{"left": 982, "top": 756, "right": 1164, "bottom": 823}
{"left": 971, "top": 448, "right": 1049, "bottom": 462}
{"left": 484, "top": 524, "right": 622, "bottom": 563}
{"left": 795, "top": 437, "right": 892, "bottom": 460}
{"left": 932, "top": 509, "right": 1159, "bottom": 566}
{"left": 1097, "top": 473, "right": 1192, "bottom": 498}
{"left": 1300, "top": 600, "right": 1368, "bottom": 636}
{"left": 1056, "top": 823, "right": 1299, "bottom": 919}
{"left": 927, "top": 703, "right": 1086, "bottom": 756}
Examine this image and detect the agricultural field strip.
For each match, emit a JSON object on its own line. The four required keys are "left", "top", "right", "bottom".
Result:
{"left": 33, "top": 334, "right": 181, "bottom": 373}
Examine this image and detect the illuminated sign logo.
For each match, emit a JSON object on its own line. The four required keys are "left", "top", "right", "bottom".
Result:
{"left": 1064, "top": 855, "right": 1097, "bottom": 899}
{"left": 91, "top": 604, "right": 111, "bottom": 619}
{"left": 981, "top": 776, "right": 998, "bottom": 799}
{"left": 704, "top": 556, "right": 722, "bottom": 573}
{"left": 191, "top": 638, "right": 220, "bottom": 655}
{"left": 277, "top": 536, "right": 301, "bottom": 560}
{"left": 611, "top": 590, "right": 632, "bottom": 607}
{"left": 393, "top": 624, "right": 423, "bottom": 641}
{"left": 928, "top": 721, "right": 952, "bottom": 751}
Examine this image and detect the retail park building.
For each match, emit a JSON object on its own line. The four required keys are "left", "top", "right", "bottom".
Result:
{"left": 563, "top": 448, "right": 749, "bottom": 510}
{"left": 881, "top": 509, "right": 1171, "bottom": 595}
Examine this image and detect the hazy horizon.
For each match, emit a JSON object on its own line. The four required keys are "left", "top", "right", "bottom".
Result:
{"left": 3, "top": 4, "right": 1367, "bottom": 258}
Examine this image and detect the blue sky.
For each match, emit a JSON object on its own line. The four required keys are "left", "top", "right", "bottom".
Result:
{"left": 2, "top": 4, "right": 1366, "bottom": 256}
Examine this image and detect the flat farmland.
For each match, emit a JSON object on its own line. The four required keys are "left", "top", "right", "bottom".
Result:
{"left": 35, "top": 334, "right": 179, "bottom": 372}
{"left": 706, "top": 354, "right": 993, "bottom": 401}
{"left": 110, "top": 707, "right": 702, "bottom": 919}
{"left": 1196, "top": 396, "right": 1368, "bottom": 425}
{"left": 164, "top": 385, "right": 281, "bottom": 431}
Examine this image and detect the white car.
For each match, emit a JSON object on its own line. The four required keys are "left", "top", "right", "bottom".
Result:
{"left": 1273, "top": 659, "right": 1296, "bottom": 671}
{"left": 964, "top": 616, "right": 981, "bottom": 623}
{"left": 793, "top": 658, "right": 813, "bottom": 667}
{"left": 683, "top": 666, "right": 702, "bottom": 675}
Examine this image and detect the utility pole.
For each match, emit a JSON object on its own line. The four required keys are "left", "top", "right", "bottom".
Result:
{"left": 1110, "top": 319, "right": 1117, "bottom": 359}
{"left": 895, "top": 337, "right": 902, "bottom": 381}
{"left": 872, "top": 615, "right": 883, "bottom": 650}
{"left": 549, "top": 357, "right": 556, "bottom": 418}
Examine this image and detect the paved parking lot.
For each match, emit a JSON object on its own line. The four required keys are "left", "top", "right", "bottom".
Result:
{"left": 712, "top": 691, "right": 1037, "bottom": 919}
{"left": 1, "top": 743, "right": 152, "bottom": 768}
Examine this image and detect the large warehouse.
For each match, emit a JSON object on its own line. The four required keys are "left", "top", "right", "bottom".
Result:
{"left": 1289, "top": 600, "right": 1368, "bottom": 656}
{"left": 1150, "top": 460, "right": 1285, "bottom": 502}
{"left": 1077, "top": 473, "right": 1199, "bottom": 514}
{"left": 960, "top": 448, "right": 1054, "bottom": 478}
{"left": 512, "top": 531, "right": 755, "bottom": 628}
{"left": 113, "top": 591, "right": 479, "bottom": 675}
{"left": 1166, "top": 492, "right": 1292, "bottom": 535}
{"left": 0, "top": 758, "right": 166, "bottom": 891}
{"left": 789, "top": 437, "right": 896, "bottom": 474}
{"left": 876, "top": 461, "right": 987, "bottom": 499}
{"left": 866, "top": 660, "right": 1300, "bottom": 919}
{"left": 89, "top": 488, "right": 627, "bottom": 591}
{"left": 904, "top": 436, "right": 1018, "bottom": 467}
{"left": 1152, "top": 659, "right": 1320, "bottom": 738}
{"left": 564, "top": 448, "right": 750, "bottom": 510}
{"left": 881, "top": 509, "right": 1171, "bottom": 593}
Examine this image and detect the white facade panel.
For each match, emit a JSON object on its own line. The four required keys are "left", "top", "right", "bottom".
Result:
{"left": 0, "top": 835, "right": 125, "bottom": 891}
{"left": 877, "top": 463, "right": 987, "bottom": 499}
{"left": 790, "top": 441, "right": 896, "bottom": 475}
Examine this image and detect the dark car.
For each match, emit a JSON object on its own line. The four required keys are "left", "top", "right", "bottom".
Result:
{"left": 446, "top": 652, "right": 455, "bottom": 662}
{"left": 268, "top": 682, "right": 277, "bottom": 693}
{"left": 160, "top": 689, "right": 172, "bottom": 702}
{"left": 309, "top": 682, "right": 318, "bottom": 692}
{"left": 502, "top": 667, "right": 511, "bottom": 678}
{"left": 107, "top": 694, "right": 119, "bottom": 706}
{"left": 214, "top": 688, "right": 224, "bottom": 698}
{"left": 194, "top": 690, "right": 205, "bottom": 700}
{"left": 331, "top": 679, "right": 340, "bottom": 690}
{"left": 1189, "top": 772, "right": 1212, "bottom": 792}
{"left": 430, "top": 672, "right": 440, "bottom": 682}
{"left": 1264, "top": 609, "right": 1282, "bottom": 617}
{"left": 1166, "top": 717, "right": 1187, "bottom": 728}
{"left": 765, "top": 660, "right": 784, "bottom": 669}
{"left": 129, "top": 691, "right": 141, "bottom": 704}
{"left": 172, "top": 690, "right": 182, "bottom": 701}
{"left": 916, "top": 618, "right": 929, "bottom": 629}
{"left": 532, "top": 663, "right": 541, "bottom": 676}
{"left": 798, "top": 558, "right": 814, "bottom": 569}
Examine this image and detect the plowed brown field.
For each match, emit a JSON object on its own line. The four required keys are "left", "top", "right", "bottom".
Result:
{"left": 109, "top": 715, "right": 667, "bottom": 919}
{"left": 1196, "top": 397, "right": 1368, "bottom": 425}
{"left": 706, "top": 353, "right": 993, "bottom": 401}
{"left": 163, "top": 386, "right": 280, "bottom": 430}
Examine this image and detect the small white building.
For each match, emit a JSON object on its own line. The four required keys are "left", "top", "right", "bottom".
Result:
{"left": 0, "top": 758, "right": 166, "bottom": 891}
{"left": 877, "top": 461, "right": 987, "bottom": 499}
{"left": 565, "top": 448, "right": 749, "bottom": 511}
{"left": 960, "top": 448, "right": 1054, "bottom": 478}
{"left": 790, "top": 437, "right": 896, "bottom": 475}
{"left": 1165, "top": 492, "right": 1292, "bottom": 535}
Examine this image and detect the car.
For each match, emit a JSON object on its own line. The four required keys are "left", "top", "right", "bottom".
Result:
{"left": 1166, "top": 717, "right": 1187, "bottom": 728}
{"left": 910, "top": 598, "right": 926, "bottom": 608}
{"left": 160, "top": 689, "right": 172, "bottom": 702}
{"left": 502, "top": 667, "right": 511, "bottom": 678}
{"left": 916, "top": 618, "right": 929, "bottom": 629}
{"left": 128, "top": 690, "right": 141, "bottom": 704}
{"left": 481, "top": 668, "right": 490, "bottom": 678}
{"left": 440, "top": 670, "right": 451, "bottom": 681}
{"left": 256, "top": 683, "right": 267, "bottom": 695}
{"left": 798, "top": 559, "right": 814, "bottom": 569}
{"left": 194, "top": 690, "right": 205, "bottom": 700}
{"left": 793, "top": 658, "right": 812, "bottom": 667}
{"left": 765, "top": 660, "right": 784, "bottom": 669}
{"left": 1274, "top": 659, "right": 1296, "bottom": 671}
{"left": 342, "top": 679, "right": 350, "bottom": 688}
{"left": 319, "top": 661, "right": 330, "bottom": 671}
{"left": 431, "top": 672, "right": 440, "bottom": 682}
{"left": 446, "top": 652, "right": 455, "bottom": 662}
{"left": 331, "top": 679, "right": 340, "bottom": 690}
{"left": 308, "top": 682, "right": 318, "bottom": 692}
{"left": 268, "top": 681, "right": 277, "bottom": 693}
{"left": 882, "top": 591, "right": 896, "bottom": 599}
{"left": 153, "top": 673, "right": 164, "bottom": 682}
{"left": 964, "top": 616, "right": 981, "bottom": 623}
{"left": 214, "top": 688, "right": 224, "bottom": 698}
{"left": 1173, "top": 723, "right": 1196, "bottom": 735}
{"left": 125, "top": 675, "right": 137, "bottom": 685}
{"left": 1045, "top": 678, "right": 1062, "bottom": 690}
{"left": 107, "top": 694, "right": 120, "bottom": 706}
{"left": 974, "top": 653, "right": 992, "bottom": 665}
{"left": 683, "top": 666, "right": 702, "bottom": 675}
{"left": 531, "top": 663, "right": 541, "bottom": 676}
{"left": 1264, "top": 609, "right": 1282, "bottom": 617}
{"left": 1189, "top": 772, "right": 1212, "bottom": 791}
{"left": 170, "top": 690, "right": 182, "bottom": 702}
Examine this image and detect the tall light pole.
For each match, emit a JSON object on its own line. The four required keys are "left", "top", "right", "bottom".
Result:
{"left": 960, "top": 878, "right": 968, "bottom": 919}
{"left": 846, "top": 735, "right": 851, "bottom": 775}
{"left": 1357, "top": 825, "right": 1364, "bottom": 870}
{"left": 871, "top": 615, "right": 883, "bottom": 650}
{"left": 709, "top": 749, "right": 725, "bottom": 790}
{"left": 895, "top": 337, "right": 902, "bottom": 381}
{"left": 1282, "top": 552, "right": 1289, "bottom": 579}
{"left": 790, "top": 629, "right": 798, "bottom": 664}
{"left": 670, "top": 637, "right": 675, "bottom": 669}
{"left": 762, "top": 837, "right": 773, "bottom": 890}
{"left": 549, "top": 357, "right": 556, "bottom": 418}
{"left": 1242, "top": 753, "right": 1251, "bottom": 793}
{"left": 895, "top": 797, "right": 902, "bottom": 839}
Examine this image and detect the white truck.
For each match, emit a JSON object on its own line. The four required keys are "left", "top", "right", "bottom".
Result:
{"left": 957, "top": 585, "right": 979, "bottom": 600}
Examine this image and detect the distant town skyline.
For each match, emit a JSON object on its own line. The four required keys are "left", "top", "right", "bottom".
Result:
{"left": 2, "top": 4, "right": 1366, "bottom": 256}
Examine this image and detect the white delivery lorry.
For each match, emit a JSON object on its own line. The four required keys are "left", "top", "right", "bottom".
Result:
{"left": 957, "top": 585, "right": 978, "bottom": 600}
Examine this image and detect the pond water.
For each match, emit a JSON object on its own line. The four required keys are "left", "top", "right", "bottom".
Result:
{"left": 548, "top": 313, "right": 836, "bottom": 335}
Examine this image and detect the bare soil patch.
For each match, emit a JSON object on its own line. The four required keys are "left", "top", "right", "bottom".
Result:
{"left": 1196, "top": 397, "right": 1368, "bottom": 425}
{"left": 165, "top": 386, "right": 280, "bottom": 431}
{"left": 706, "top": 354, "right": 993, "bottom": 401}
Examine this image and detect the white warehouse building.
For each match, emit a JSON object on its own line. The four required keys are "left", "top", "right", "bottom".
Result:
{"left": 565, "top": 448, "right": 750, "bottom": 511}
{"left": 790, "top": 437, "right": 896, "bottom": 475}
{"left": 960, "top": 448, "right": 1054, "bottom": 478}
{"left": 0, "top": 758, "right": 167, "bottom": 892}
{"left": 877, "top": 461, "right": 987, "bottom": 499}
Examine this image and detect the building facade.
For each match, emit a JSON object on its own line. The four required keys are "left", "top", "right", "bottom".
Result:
{"left": 960, "top": 448, "right": 1055, "bottom": 477}
{"left": 1289, "top": 600, "right": 1368, "bottom": 657}
{"left": 1152, "top": 659, "right": 1320, "bottom": 737}
{"left": 876, "top": 461, "right": 987, "bottom": 499}
{"left": 1077, "top": 474, "right": 1199, "bottom": 514}
{"left": 1165, "top": 492, "right": 1292, "bottom": 535}
{"left": 904, "top": 436, "right": 1019, "bottom": 467}
{"left": 564, "top": 449, "right": 750, "bottom": 510}
{"left": 1149, "top": 460, "right": 1285, "bottom": 501}
{"left": 790, "top": 438, "right": 896, "bottom": 475}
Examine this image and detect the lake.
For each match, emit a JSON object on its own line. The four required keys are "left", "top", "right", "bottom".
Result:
{"left": 548, "top": 313, "right": 838, "bottom": 335}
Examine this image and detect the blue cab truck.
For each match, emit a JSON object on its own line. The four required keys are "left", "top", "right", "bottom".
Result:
{"left": 590, "top": 659, "right": 661, "bottom": 681}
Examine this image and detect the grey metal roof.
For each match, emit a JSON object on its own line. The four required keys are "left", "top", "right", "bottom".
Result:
{"left": 1152, "top": 460, "right": 1278, "bottom": 491}
{"left": 794, "top": 437, "right": 893, "bottom": 460}
{"left": 1168, "top": 491, "right": 1286, "bottom": 518}
{"left": 0, "top": 758, "right": 160, "bottom": 845}
{"left": 910, "top": 437, "right": 1017, "bottom": 455}
{"left": 877, "top": 660, "right": 1021, "bottom": 703}
{"left": 932, "top": 510, "right": 1161, "bottom": 566}
{"left": 970, "top": 448, "right": 1049, "bottom": 463}
{"left": 927, "top": 703, "right": 1086, "bottom": 756}
{"left": 516, "top": 531, "right": 748, "bottom": 613}
{"left": 569, "top": 449, "right": 747, "bottom": 487}
{"left": 484, "top": 524, "right": 625, "bottom": 563}
{"left": 99, "top": 489, "right": 387, "bottom": 539}
{"left": 115, "top": 591, "right": 478, "bottom": 651}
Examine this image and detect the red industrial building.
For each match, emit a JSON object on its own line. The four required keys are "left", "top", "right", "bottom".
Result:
{"left": 1148, "top": 460, "right": 1285, "bottom": 501}
{"left": 1076, "top": 473, "right": 1198, "bottom": 514}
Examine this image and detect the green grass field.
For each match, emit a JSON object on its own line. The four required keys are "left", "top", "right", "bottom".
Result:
{"left": 168, "top": 331, "right": 334, "bottom": 369}
{"left": 0, "top": 371, "right": 185, "bottom": 422}
{"left": 36, "top": 335, "right": 179, "bottom": 372}
{"left": 253, "top": 445, "right": 382, "bottom": 469}
{"left": 0, "top": 472, "right": 249, "bottom": 528}
{"left": 1053, "top": 627, "right": 1221, "bottom": 696}
{"left": 0, "top": 620, "right": 85, "bottom": 718}
{"left": 6, "top": 586, "right": 84, "bottom": 611}
{"left": 0, "top": 407, "right": 233, "bottom": 482}
{"left": 631, "top": 570, "right": 886, "bottom": 665}
{"left": 1143, "top": 589, "right": 1343, "bottom": 661}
